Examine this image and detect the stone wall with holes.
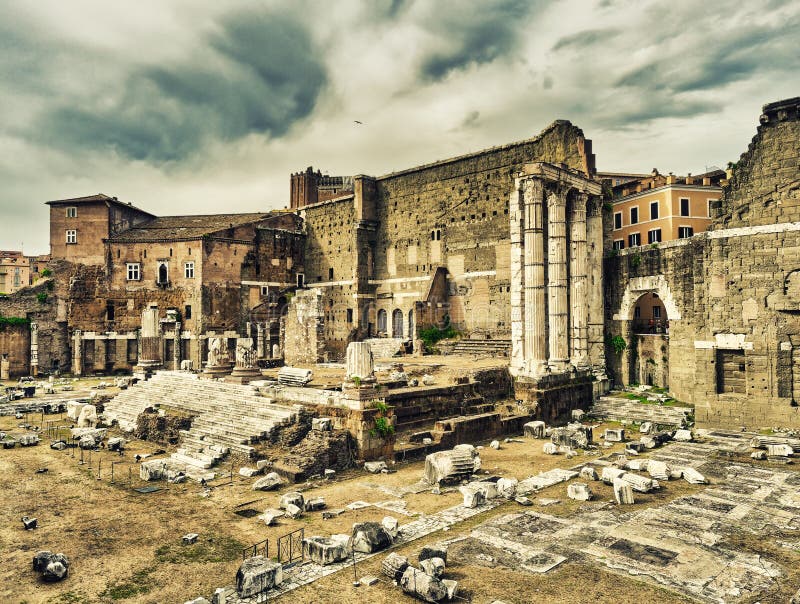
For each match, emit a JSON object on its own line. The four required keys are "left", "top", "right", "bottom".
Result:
{"left": 605, "top": 98, "right": 800, "bottom": 429}
{"left": 283, "top": 288, "right": 326, "bottom": 365}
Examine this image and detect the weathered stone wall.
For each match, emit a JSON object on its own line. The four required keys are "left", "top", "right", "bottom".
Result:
{"left": 605, "top": 98, "right": 800, "bottom": 429}
{"left": 0, "top": 324, "right": 30, "bottom": 376}
{"left": 283, "top": 288, "right": 325, "bottom": 365}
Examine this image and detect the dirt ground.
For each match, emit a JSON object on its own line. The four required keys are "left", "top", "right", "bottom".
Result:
{"left": 0, "top": 384, "right": 718, "bottom": 604}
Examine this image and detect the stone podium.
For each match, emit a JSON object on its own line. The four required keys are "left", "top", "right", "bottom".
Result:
{"left": 202, "top": 337, "right": 233, "bottom": 378}
{"left": 133, "top": 307, "right": 163, "bottom": 376}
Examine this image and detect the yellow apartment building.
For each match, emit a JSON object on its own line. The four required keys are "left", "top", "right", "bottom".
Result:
{"left": 609, "top": 170, "right": 724, "bottom": 251}
{"left": 0, "top": 251, "right": 32, "bottom": 294}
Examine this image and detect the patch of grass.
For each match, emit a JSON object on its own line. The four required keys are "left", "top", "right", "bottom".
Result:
{"left": 155, "top": 532, "right": 244, "bottom": 564}
{"left": 50, "top": 592, "right": 90, "bottom": 604}
{"left": 100, "top": 566, "right": 156, "bottom": 600}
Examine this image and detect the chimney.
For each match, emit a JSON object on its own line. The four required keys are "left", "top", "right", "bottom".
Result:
{"left": 635, "top": 183, "right": 643, "bottom": 193}
{"left": 725, "top": 168, "right": 734, "bottom": 179}
{"left": 666, "top": 174, "right": 676, "bottom": 185}
{"left": 702, "top": 176, "right": 711, "bottom": 186}
{"left": 685, "top": 173, "right": 693, "bottom": 185}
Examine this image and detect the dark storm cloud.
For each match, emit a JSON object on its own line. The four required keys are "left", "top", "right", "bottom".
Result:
{"left": 34, "top": 10, "right": 326, "bottom": 163}
{"left": 419, "top": 0, "right": 534, "bottom": 81}
{"left": 614, "top": 16, "right": 799, "bottom": 95}
{"left": 552, "top": 28, "right": 621, "bottom": 51}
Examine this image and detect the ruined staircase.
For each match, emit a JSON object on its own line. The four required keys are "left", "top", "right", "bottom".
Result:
{"left": 104, "top": 371, "right": 299, "bottom": 469}
{"left": 451, "top": 339, "right": 511, "bottom": 357}
{"left": 589, "top": 396, "right": 693, "bottom": 427}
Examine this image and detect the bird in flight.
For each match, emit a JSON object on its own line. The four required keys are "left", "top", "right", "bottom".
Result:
{"left": 354, "top": 120, "right": 363, "bottom": 125}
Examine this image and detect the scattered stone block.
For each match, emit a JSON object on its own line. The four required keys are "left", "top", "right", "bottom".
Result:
{"left": 107, "top": 437, "right": 125, "bottom": 451}
{"left": 322, "top": 509, "right": 344, "bottom": 520}
{"left": 682, "top": 468, "right": 708, "bottom": 484}
{"left": 382, "top": 552, "right": 409, "bottom": 581}
{"left": 256, "top": 459, "right": 271, "bottom": 471}
{"left": 279, "top": 492, "right": 304, "bottom": 511}
{"left": 767, "top": 444, "right": 794, "bottom": 457}
{"left": 639, "top": 422, "right": 653, "bottom": 434}
{"left": 400, "top": 566, "right": 448, "bottom": 602}
{"left": 604, "top": 428, "right": 625, "bottom": 442}
{"left": 252, "top": 472, "right": 284, "bottom": 491}
{"left": 619, "top": 472, "right": 657, "bottom": 493}
{"left": 751, "top": 450, "right": 767, "bottom": 460}
{"left": 515, "top": 496, "right": 533, "bottom": 506}
{"left": 18, "top": 433, "right": 40, "bottom": 446}
{"left": 324, "top": 469, "right": 336, "bottom": 480}
{"left": 459, "top": 485, "right": 485, "bottom": 508}
{"left": 382, "top": 516, "right": 399, "bottom": 539}
{"left": 567, "top": 483, "right": 592, "bottom": 501}
{"left": 674, "top": 429, "right": 693, "bottom": 442}
{"left": 420, "top": 557, "right": 446, "bottom": 578}
{"left": 258, "top": 509, "right": 284, "bottom": 526}
{"left": 442, "top": 579, "right": 459, "bottom": 600}
{"left": 613, "top": 478, "right": 635, "bottom": 505}
{"left": 419, "top": 544, "right": 448, "bottom": 565}
{"left": 50, "top": 441, "right": 67, "bottom": 451}
{"left": 303, "top": 534, "right": 351, "bottom": 565}
{"left": 305, "top": 496, "right": 326, "bottom": 512}
{"left": 77, "top": 404, "right": 97, "bottom": 428}
{"left": 33, "top": 551, "right": 69, "bottom": 582}
{"left": 345, "top": 500, "right": 370, "bottom": 510}
{"left": 626, "top": 441, "right": 645, "bottom": 453}
{"left": 647, "top": 460, "right": 670, "bottom": 481}
{"left": 580, "top": 466, "right": 599, "bottom": 481}
{"left": 22, "top": 516, "right": 37, "bottom": 530}
{"left": 571, "top": 409, "right": 585, "bottom": 421}
{"left": 537, "top": 498, "right": 560, "bottom": 506}
{"left": 424, "top": 449, "right": 477, "bottom": 485}
{"left": 422, "top": 374, "right": 435, "bottom": 385}
{"left": 211, "top": 587, "right": 232, "bottom": 604}
{"left": 361, "top": 575, "right": 379, "bottom": 586}
{"left": 239, "top": 467, "right": 260, "bottom": 478}
{"left": 542, "top": 442, "right": 558, "bottom": 455}
{"left": 524, "top": 420, "right": 546, "bottom": 438}
{"left": 182, "top": 533, "right": 199, "bottom": 545}
{"left": 312, "top": 417, "right": 333, "bottom": 431}
{"left": 364, "top": 461, "right": 388, "bottom": 473}
{"left": 285, "top": 504, "right": 303, "bottom": 519}
{"left": 236, "top": 556, "right": 283, "bottom": 597}
{"left": 489, "top": 440, "right": 500, "bottom": 450}
{"left": 350, "top": 522, "right": 393, "bottom": 553}
{"left": 601, "top": 467, "right": 626, "bottom": 484}
{"left": 184, "top": 598, "right": 210, "bottom": 604}
{"left": 496, "top": 477, "right": 518, "bottom": 498}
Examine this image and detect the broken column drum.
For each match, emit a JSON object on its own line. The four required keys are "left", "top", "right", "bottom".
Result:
{"left": 508, "top": 162, "right": 604, "bottom": 384}
{"left": 342, "top": 341, "right": 377, "bottom": 403}
{"left": 137, "top": 307, "right": 162, "bottom": 370}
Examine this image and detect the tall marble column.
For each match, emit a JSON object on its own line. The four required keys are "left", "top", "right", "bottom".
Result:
{"left": 136, "top": 307, "right": 162, "bottom": 371}
{"left": 586, "top": 197, "right": 606, "bottom": 374}
{"left": 256, "top": 323, "right": 265, "bottom": 359}
{"left": 30, "top": 321, "right": 39, "bottom": 376}
{"left": 547, "top": 186, "right": 569, "bottom": 371}
{"left": 72, "top": 329, "right": 82, "bottom": 376}
{"left": 569, "top": 192, "right": 589, "bottom": 369}
{"left": 509, "top": 182, "right": 525, "bottom": 375}
{"left": 173, "top": 322, "right": 181, "bottom": 370}
{"left": 523, "top": 177, "right": 547, "bottom": 376}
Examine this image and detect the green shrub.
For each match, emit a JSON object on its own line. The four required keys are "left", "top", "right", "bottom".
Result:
{"left": 610, "top": 335, "right": 626, "bottom": 355}
{"left": 372, "top": 416, "right": 394, "bottom": 438}
{"left": 631, "top": 253, "right": 642, "bottom": 268}
{"left": 36, "top": 292, "right": 47, "bottom": 304}
{"left": 40, "top": 268, "right": 52, "bottom": 278}
{"left": 419, "top": 324, "right": 459, "bottom": 349}
{"left": 0, "top": 316, "right": 30, "bottom": 330}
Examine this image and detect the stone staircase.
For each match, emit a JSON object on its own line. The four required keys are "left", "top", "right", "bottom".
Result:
{"left": 451, "top": 338, "right": 511, "bottom": 357}
{"left": 589, "top": 396, "right": 693, "bottom": 427}
{"left": 103, "top": 371, "right": 299, "bottom": 469}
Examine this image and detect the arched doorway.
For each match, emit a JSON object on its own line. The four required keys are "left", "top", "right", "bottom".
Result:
{"left": 377, "top": 309, "right": 387, "bottom": 335}
{"left": 630, "top": 292, "right": 669, "bottom": 387}
{"left": 407, "top": 309, "right": 415, "bottom": 339}
{"left": 392, "top": 309, "right": 403, "bottom": 338}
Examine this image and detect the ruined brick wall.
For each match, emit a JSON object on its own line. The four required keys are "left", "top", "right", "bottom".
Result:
{"left": 372, "top": 121, "right": 592, "bottom": 338}
{"left": 0, "top": 324, "right": 30, "bottom": 376}
{"left": 605, "top": 98, "right": 800, "bottom": 429}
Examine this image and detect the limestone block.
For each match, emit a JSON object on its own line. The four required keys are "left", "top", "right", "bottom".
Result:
{"left": 496, "top": 477, "right": 518, "bottom": 498}
{"left": 647, "top": 460, "right": 670, "bottom": 481}
{"left": 303, "top": 534, "right": 351, "bottom": 565}
{"left": 682, "top": 468, "right": 708, "bottom": 484}
{"left": 280, "top": 492, "right": 304, "bottom": 511}
{"left": 107, "top": 437, "right": 125, "bottom": 451}
{"left": 33, "top": 551, "right": 69, "bottom": 582}
{"left": 364, "top": 461, "right": 388, "bottom": 473}
{"left": 182, "top": 533, "right": 199, "bottom": 545}
{"left": 422, "top": 374, "right": 435, "bottom": 385}
{"left": 601, "top": 467, "right": 626, "bottom": 484}
{"left": 619, "top": 472, "right": 657, "bottom": 493}
{"left": 400, "top": 566, "right": 448, "bottom": 603}
{"left": 475, "top": 481, "right": 499, "bottom": 500}
{"left": 579, "top": 466, "right": 599, "bottom": 481}
{"left": 285, "top": 504, "right": 303, "bottom": 519}
{"left": 258, "top": 509, "right": 284, "bottom": 526}
{"left": 626, "top": 459, "right": 649, "bottom": 472}
{"left": 604, "top": 428, "right": 625, "bottom": 442}
{"left": 77, "top": 404, "right": 97, "bottom": 428}
{"left": 252, "top": 472, "right": 284, "bottom": 491}
{"left": 751, "top": 450, "right": 767, "bottom": 460}
{"left": 567, "top": 482, "right": 592, "bottom": 501}
{"left": 613, "top": 478, "right": 635, "bottom": 505}
{"left": 571, "top": 409, "right": 585, "bottom": 421}
{"left": 419, "top": 544, "right": 448, "bottom": 565}
{"left": 235, "top": 556, "right": 283, "bottom": 597}
{"left": 256, "top": 459, "right": 271, "bottom": 471}
{"left": 639, "top": 422, "right": 653, "bottom": 434}
{"left": 372, "top": 516, "right": 396, "bottom": 541}
{"left": 767, "top": 444, "right": 794, "bottom": 456}
{"left": 239, "top": 467, "right": 260, "bottom": 478}
{"left": 524, "top": 421, "right": 546, "bottom": 438}
{"left": 305, "top": 496, "right": 326, "bottom": 512}
{"left": 674, "top": 429, "right": 693, "bottom": 442}
{"left": 312, "top": 417, "right": 332, "bottom": 431}
{"left": 420, "top": 557, "right": 446, "bottom": 578}
{"left": 459, "top": 485, "right": 485, "bottom": 508}
{"left": 490, "top": 440, "right": 500, "bottom": 449}
{"left": 423, "top": 449, "right": 476, "bottom": 484}
{"left": 66, "top": 400, "right": 86, "bottom": 421}
{"left": 350, "top": 522, "right": 393, "bottom": 553}
{"left": 542, "top": 443, "right": 558, "bottom": 455}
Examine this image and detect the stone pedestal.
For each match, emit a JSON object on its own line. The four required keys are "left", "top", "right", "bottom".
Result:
{"left": 30, "top": 322, "right": 39, "bottom": 377}
{"left": 203, "top": 336, "right": 233, "bottom": 378}
{"left": 71, "top": 330, "right": 82, "bottom": 376}
{"left": 342, "top": 342, "right": 377, "bottom": 404}
{"left": 227, "top": 338, "right": 261, "bottom": 384}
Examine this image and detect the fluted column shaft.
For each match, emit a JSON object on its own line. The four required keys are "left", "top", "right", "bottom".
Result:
{"left": 570, "top": 193, "right": 589, "bottom": 368}
{"left": 524, "top": 178, "right": 547, "bottom": 374}
{"left": 586, "top": 197, "right": 605, "bottom": 373}
{"left": 547, "top": 186, "right": 569, "bottom": 369}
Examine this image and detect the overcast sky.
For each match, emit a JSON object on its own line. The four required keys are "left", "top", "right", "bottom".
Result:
{"left": 2, "top": 0, "right": 798, "bottom": 254}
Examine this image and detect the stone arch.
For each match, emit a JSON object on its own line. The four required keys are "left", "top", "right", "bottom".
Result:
{"left": 377, "top": 309, "right": 387, "bottom": 335}
{"left": 612, "top": 275, "right": 682, "bottom": 322}
{"left": 784, "top": 269, "right": 800, "bottom": 298}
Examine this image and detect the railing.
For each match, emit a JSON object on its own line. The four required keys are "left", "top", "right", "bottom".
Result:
{"left": 242, "top": 538, "right": 270, "bottom": 561}
{"left": 277, "top": 527, "right": 304, "bottom": 566}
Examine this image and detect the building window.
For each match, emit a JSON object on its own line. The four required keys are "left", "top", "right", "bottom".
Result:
{"left": 296, "top": 273, "right": 305, "bottom": 288}
{"left": 157, "top": 262, "right": 168, "bottom": 285}
{"left": 680, "top": 198, "right": 690, "bottom": 216}
{"left": 708, "top": 199, "right": 715, "bottom": 217}
{"left": 628, "top": 233, "right": 641, "bottom": 247}
{"left": 648, "top": 228, "right": 662, "bottom": 244}
{"left": 650, "top": 201, "right": 659, "bottom": 220}
{"left": 634, "top": 306, "right": 641, "bottom": 319}
{"left": 653, "top": 305, "right": 661, "bottom": 319}
{"left": 184, "top": 305, "right": 192, "bottom": 320}
{"left": 184, "top": 261, "right": 194, "bottom": 279}
{"left": 613, "top": 212, "right": 622, "bottom": 230}
{"left": 126, "top": 263, "right": 141, "bottom": 281}
{"left": 106, "top": 301, "right": 115, "bottom": 321}
{"left": 346, "top": 308, "right": 353, "bottom": 323}
{"left": 65, "top": 229, "right": 77, "bottom": 244}
{"left": 613, "top": 240, "right": 624, "bottom": 251}
{"left": 329, "top": 268, "right": 334, "bottom": 280}
{"left": 630, "top": 206, "right": 639, "bottom": 225}
{"left": 260, "top": 285, "right": 268, "bottom": 296}
{"left": 678, "top": 226, "right": 694, "bottom": 239}
{"left": 66, "top": 207, "right": 77, "bottom": 218}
